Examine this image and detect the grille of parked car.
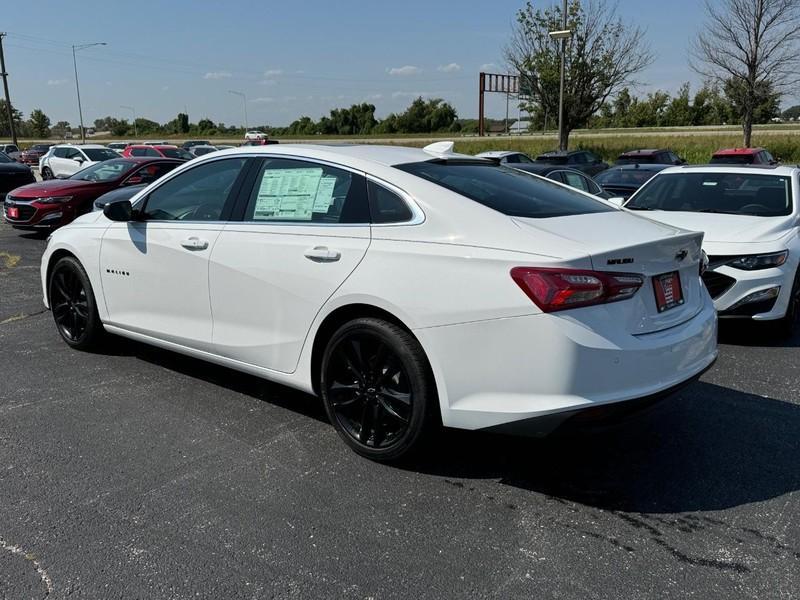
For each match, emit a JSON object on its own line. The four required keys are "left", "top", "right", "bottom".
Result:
{"left": 701, "top": 270, "right": 736, "bottom": 299}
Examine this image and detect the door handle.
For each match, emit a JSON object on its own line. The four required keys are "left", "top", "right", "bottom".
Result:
{"left": 304, "top": 246, "right": 341, "bottom": 262}
{"left": 180, "top": 237, "right": 209, "bottom": 250}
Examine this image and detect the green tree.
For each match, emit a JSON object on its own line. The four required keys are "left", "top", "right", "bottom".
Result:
{"left": 196, "top": 118, "right": 216, "bottom": 133}
{"left": 782, "top": 105, "right": 800, "bottom": 121}
{"left": 505, "top": 0, "right": 653, "bottom": 149}
{"left": 724, "top": 78, "right": 780, "bottom": 126}
{"left": 663, "top": 84, "right": 693, "bottom": 126}
{"left": 0, "top": 99, "right": 24, "bottom": 137}
{"left": 28, "top": 109, "right": 51, "bottom": 138}
{"left": 110, "top": 119, "right": 130, "bottom": 136}
{"left": 177, "top": 112, "right": 190, "bottom": 133}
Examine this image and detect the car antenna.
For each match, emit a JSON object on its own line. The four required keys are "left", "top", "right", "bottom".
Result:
{"left": 423, "top": 141, "right": 455, "bottom": 157}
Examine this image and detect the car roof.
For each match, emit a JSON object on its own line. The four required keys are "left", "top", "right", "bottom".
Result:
{"left": 475, "top": 151, "right": 521, "bottom": 159}
{"left": 53, "top": 143, "right": 108, "bottom": 149}
{"left": 618, "top": 148, "right": 668, "bottom": 157}
{"left": 604, "top": 163, "right": 673, "bottom": 171}
{"left": 658, "top": 164, "right": 798, "bottom": 176}
{"left": 712, "top": 147, "right": 766, "bottom": 156}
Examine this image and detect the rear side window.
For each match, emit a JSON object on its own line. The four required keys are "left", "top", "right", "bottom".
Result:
{"left": 53, "top": 147, "right": 68, "bottom": 158}
{"left": 243, "top": 158, "right": 369, "bottom": 224}
{"left": 396, "top": 161, "right": 613, "bottom": 219}
{"left": 561, "top": 171, "right": 590, "bottom": 192}
{"left": 367, "top": 181, "right": 413, "bottom": 223}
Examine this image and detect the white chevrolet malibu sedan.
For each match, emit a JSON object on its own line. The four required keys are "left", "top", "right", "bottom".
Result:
{"left": 621, "top": 165, "right": 800, "bottom": 337}
{"left": 40, "top": 142, "right": 718, "bottom": 460}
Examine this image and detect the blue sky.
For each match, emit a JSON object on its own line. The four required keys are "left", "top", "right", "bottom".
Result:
{"left": 4, "top": 0, "right": 709, "bottom": 128}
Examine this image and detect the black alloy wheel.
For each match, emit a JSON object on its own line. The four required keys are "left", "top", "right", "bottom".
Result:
{"left": 774, "top": 268, "right": 800, "bottom": 338}
{"left": 48, "top": 256, "right": 104, "bottom": 350}
{"left": 321, "top": 318, "right": 435, "bottom": 461}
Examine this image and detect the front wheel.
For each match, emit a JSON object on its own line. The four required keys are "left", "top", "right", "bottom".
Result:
{"left": 48, "top": 256, "right": 105, "bottom": 350}
{"left": 41, "top": 166, "right": 53, "bottom": 180}
{"left": 320, "top": 318, "right": 436, "bottom": 462}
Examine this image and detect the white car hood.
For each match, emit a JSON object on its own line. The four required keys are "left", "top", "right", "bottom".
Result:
{"left": 631, "top": 210, "right": 794, "bottom": 243}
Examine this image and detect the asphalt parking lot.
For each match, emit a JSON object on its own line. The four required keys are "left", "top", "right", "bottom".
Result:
{"left": 0, "top": 221, "right": 798, "bottom": 599}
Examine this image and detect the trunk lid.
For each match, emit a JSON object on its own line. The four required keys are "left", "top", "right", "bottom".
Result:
{"left": 513, "top": 211, "right": 706, "bottom": 334}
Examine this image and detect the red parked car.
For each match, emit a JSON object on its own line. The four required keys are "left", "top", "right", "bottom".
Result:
{"left": 121, "top": 144, "right": 194, "bottom": 160}
{"left": 3, "top": 157, "right": 181, "bottom": 230}
{"left": 710, "top": 147, "right": 777, "bottom": 165}
{"left": 19, "top": 143, "right": 54, "bottom": 166}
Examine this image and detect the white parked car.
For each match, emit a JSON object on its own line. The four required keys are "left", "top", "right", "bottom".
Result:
{"left": 107, "top": 142, "right": 131, "bottom": 154}
{"left": 244, "top": 130, "right": 267, "bottom": 140}
{"left": 189, "top": 144, "right": 219, "bottom": 157}
{"left": 621, "top": 165, "right": 800, "bottom": 336}
{"left": 476, "top": 150, "right": 535, "bottom": 165}
{"left": 40, "top": 143, "right": 717, "bottom": 460}
{"left": 39, "top": 144, "right": 120, "bottom": 179}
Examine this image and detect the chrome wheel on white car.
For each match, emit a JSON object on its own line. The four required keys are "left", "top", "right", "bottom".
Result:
{"left": 320, "top": 318, "right": 434, "bottom": 461}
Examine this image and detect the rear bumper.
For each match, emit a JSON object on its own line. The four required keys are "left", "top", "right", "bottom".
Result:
{"left": 417, "top": 293, "right": 718, "bottom": 431}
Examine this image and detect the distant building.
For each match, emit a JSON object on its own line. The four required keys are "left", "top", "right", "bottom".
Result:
{"left": 510, "top": 119, "right": 531, "bottom": 134}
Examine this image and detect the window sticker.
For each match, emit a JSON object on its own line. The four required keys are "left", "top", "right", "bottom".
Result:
{"left": 254, "top": 167, "right": 324, "bottom": 220}
{"left": 313, "top": 175, "right": 337, "bottom": 212}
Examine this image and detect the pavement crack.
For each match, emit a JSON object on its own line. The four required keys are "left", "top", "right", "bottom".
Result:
{"left": 0, "top": 309, "right": 48, "bottom": 326}
{"left": 0, "top": 535, "right": 53, "bottom": 596}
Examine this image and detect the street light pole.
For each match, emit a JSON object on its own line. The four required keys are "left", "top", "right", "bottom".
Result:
{"left": 228, "top": 90, "right": 248, "bottom": 132}
{"left": 120, "top": 105, "right": 136, "bottom": 137}
{"left": 549, "top": 0, "right": 571, "bottom": 151}
{"left": 72, "top": 42, "right": 106, "bottom": 144}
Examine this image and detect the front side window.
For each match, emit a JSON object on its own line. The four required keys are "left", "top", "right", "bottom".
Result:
{"left": 126, "top": 162, "right": 180, "bottom": 185}
{"left": 53, "top": 147, "right": 69, "bottom": 158}
{"left": 627, "top": 172, "right": 793, "bottom": 216}
{"left": 243, "top": 158, "right": 369, "bottom": 224}
{"left": 140, "top": 158, "right": 247, "bottom": 221}
{"left": 397, "top": 161, "right": 614, "bottom": 219}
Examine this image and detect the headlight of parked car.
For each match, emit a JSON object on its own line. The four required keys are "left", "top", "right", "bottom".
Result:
{"left": 37, "top": 196, "right": 73, "bottom": 205}
{"left": 728, "top": 250, "right": 788, "bottom": 271}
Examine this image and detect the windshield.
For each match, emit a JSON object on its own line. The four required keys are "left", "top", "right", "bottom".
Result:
{"left": 70, "top": 159, "right": 136, "bottom": 182}
{"left": 595, "top": 168, "right": 661, "bottom": 187}
{"left": 32, "top": 144, "right": 51, "bottom": 152}
{"left": 83, "top": 148, "right": 120, "bottom": 162}
{"left": 161, "top": 148, "right": 193, "bottom": 160}
{"left": 710, "top": 154, "right": 754, "bottom": 165}
{"left": 396, "top": 161, "right": 614, "bottom": 219}
{"left": 626, "top": 172, "right": 793, "bottom": 216}
{"left": 0, "top": 152, "right": 11, "bottom": 163}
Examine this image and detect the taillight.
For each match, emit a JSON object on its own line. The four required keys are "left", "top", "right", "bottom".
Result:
{"left": 511, "top": 267, "right": 643, "bottom": 313}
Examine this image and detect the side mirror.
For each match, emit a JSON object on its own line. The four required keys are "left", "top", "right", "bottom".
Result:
{"left": 73, "top": 156, "right": 84, "bottom": 163}
{"left": 124, "top": 175, "right": 143, "bottom": 185}
{"left": 679, "top": 158, "right": 687, "bottom": 165}
{"left": 608, "top": 196, "right": 626, "bottom": 207}
{"left": 103, "top": 199, "right": 133, "bottom": 222}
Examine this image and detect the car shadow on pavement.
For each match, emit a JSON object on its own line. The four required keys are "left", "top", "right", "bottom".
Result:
{"left": 404, "top": 382, "right": 800, "bottom": 514}
{"left": 718, "top": 320, "right": 800, "bottom": 348}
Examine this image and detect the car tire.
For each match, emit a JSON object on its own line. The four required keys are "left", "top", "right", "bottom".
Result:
{"left": 320, "top": 317, "right": 437, "bottom": 462}
{"left": 48, "top": 256, "right": 105, "bottom": 351}
{"left": 41, "top": 166, "right": 53, "bottom": 180}
{"left": 773, "top": 268, "right": 800, "bottom": 339}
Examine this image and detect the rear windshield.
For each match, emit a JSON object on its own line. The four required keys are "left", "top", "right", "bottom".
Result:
{"left": 0, "top": 152, "right": 11, "bottom": 163}
{"left": 710, "top": 154, "right": 754, "bottom": 165}
{"left": 535, "top": 155, "right": 568, "bottom": 164}
{"left": 627, "top": 172, "right": 793, "bottom": 216}
{"left": 396, "top": 161, "right": 614, "bottom": 219}
{"left": 616, "top": 156, "right": 656, "bottom": 165}
{"left": 595, "top": 168, "right": 661, "bottom": 187}
{"left": 83, "top": 148, "right": 120, "bottom": 162}
{"left": 161, "top": 148, "right": 193, "bottom": 160}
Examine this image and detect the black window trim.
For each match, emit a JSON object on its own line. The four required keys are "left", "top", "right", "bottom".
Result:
{"left": 134, "top": 155, "right": 256, "bottom": 224}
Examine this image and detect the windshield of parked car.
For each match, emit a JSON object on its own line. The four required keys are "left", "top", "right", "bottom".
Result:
{"left": 595, "top": 168, "right": 662, "bottom": 187}
{"left": 83, "top": 148, "right": 121, "bottom": 162}
{"left": 70, "top": 159, "right": 136, "bottom": 182}
{"left": 160, "top": 148, "right": 193, "bottom": 160}
{"left": 626, "top": 172, "right": 793, "bottom": 216}
{"left": 710, "top": 155, "right": 753, "bottom": 165}
{"left": 397, "top": 161, "right": 614, "bottom": 219}
{"left": 0, "top": 152, "right": 11, "bottom": 163}
{"left": 32, "top": 144, "right": 51, "bottom": 152}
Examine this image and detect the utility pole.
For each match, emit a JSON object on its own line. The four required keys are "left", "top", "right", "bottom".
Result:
{"left": 0, "top": 33, "right": 18, "bottom": 146}
{"left": 548, "top": 0, "right": 572, "bottom": 151}
{"left": 228, "top": 90, "right": 248, "bottom": 132}
{"left": 72, "top": 42, "right": 106, "bottom": 144}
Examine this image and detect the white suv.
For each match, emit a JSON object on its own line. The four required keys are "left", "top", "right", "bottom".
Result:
{"left": 39, "top": 144, "right": 120, "bottom": 179}
{"left": 621, "top": 164, "right": 800, "bottom": 336}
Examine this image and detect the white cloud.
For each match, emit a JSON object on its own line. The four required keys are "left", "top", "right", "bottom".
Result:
{"left": 367, "top": 93, "right": 384, "bottom": 100}
{"left": 263, "top": 69, "right": 283, "bottom": 77}
{"left": 479, "top": 63, "right": 497, "bottom": 72}
{"left": 251, "top": 97, "right": 275, "bottom": 104}
{"left": 161, "top": 85, "right": 169, "bottom": 91}
{"left": 259, "top": 79, "right": 277, "bottom": 86}
{"left": 437, "top": 63, "right": 461, "bottom": 73}
{"left": 391, "top": 91, "right": 436, "bottom": 99}
{"left": 388, "top": 65, "right": 421, "bottom": 76}
{"left": 47, "top": 79, "right": 69, "bottom": 86}
{"left": 203, "top": 71, "right": 232, "bottom": 80}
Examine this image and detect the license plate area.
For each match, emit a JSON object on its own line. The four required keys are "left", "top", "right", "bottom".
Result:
{"left": 7, "top": 206, "right": 19, "bottom": 219}
{"left": 653, "top": 271, "right": 684, "bottom": 312}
